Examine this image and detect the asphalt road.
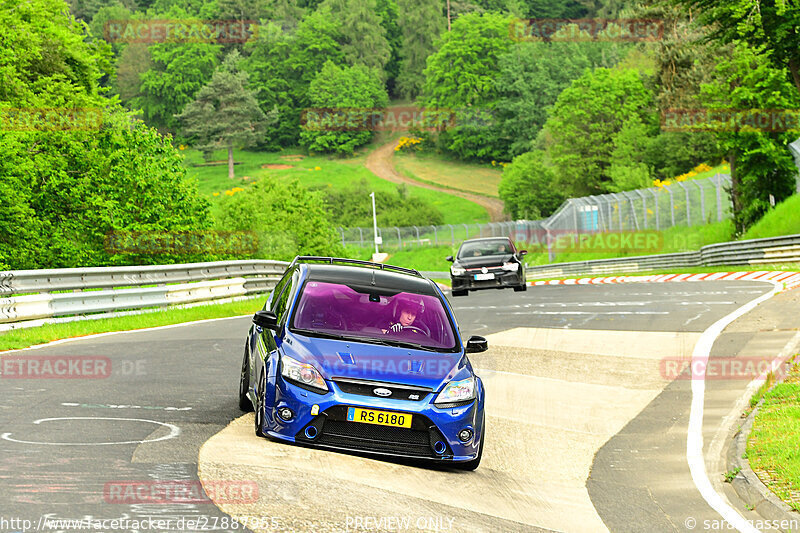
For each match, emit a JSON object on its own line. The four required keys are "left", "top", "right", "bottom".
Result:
{"left": 0, "top": 280, "right": 786, "bottom": 533}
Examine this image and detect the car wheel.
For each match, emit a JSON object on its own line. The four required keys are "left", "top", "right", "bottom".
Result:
{"left": 513, "top": 284, "right": 527, "bottom": 292}
{"left": 451, "top": 289, "right": 468, "bottom": 297}
{"left": 455, "top": 413, "right": 484, "bottom": 471}
{"left": 254, "top": 369, "right": 267, "bottom": 438}
{"left": 238, "top": 343, "right": 253, "bottom": 412}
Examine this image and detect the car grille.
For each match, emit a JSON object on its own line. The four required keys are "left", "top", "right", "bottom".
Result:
{"left": 295, "top": 405, "right": 449, "bottom": 458}
{"left": 332, "top": 378, "right": 432, "bottom": 402}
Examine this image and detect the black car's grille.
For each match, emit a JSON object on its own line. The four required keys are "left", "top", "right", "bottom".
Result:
{"left": 295, "top": 405, "right": 450, "bottom": 458}
{"left": 332, "top": 378, "right": 432, "bottom": 402}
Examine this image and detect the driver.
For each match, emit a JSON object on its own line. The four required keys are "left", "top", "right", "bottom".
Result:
{"left": 383, "top": 295, "right": 425, "bottom": 334}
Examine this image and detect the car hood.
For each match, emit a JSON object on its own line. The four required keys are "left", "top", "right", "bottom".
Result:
{"left": 284, "top": 332, "right": 467, "bottom": 390}
{"left": 455, "top": 254, "right": 515, "bottom": 268}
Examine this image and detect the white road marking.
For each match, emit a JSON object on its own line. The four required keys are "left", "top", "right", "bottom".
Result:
{"left": 687, "top": 282, "right": 782, "bottom": 533}
{"left": 1, "top": 417, "right": 181, "bottom": 446}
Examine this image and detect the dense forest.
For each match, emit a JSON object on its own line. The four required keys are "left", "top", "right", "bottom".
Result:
{"left": 2, "top": 0, "right": 799, "bottom": 269}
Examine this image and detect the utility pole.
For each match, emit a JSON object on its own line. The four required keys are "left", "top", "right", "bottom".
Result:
{"left": 370, "top": 192, "right": 380, "bottom": 255}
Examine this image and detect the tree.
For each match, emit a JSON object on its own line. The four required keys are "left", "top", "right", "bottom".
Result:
{"left": 397, "top": 0, "right": 444, "bottom": 99}
{"left": 422, "top": 11, "right": 512, "bottom": 108}
{"left": 0, "top": 0, "right": 211, "bottom": 269}
{"left": 700, "top": 42, "right": 800, "bottom": 233}
{"left": 420, "top": 11, "right": 513, "bottom": 160}
{"left": 299, "top": 60, "right": 389, "bottom": 154}
{"left": 498, "top": 150, "right": 565, "bottom": 219}
{"left": 178, "top": 51, "right": 272, "bottom": 178}
{"left": 324, "top": 0, "right": 392, "bottom": 75}
{"left": 541, "top": 67, "right": 658, "bottom": 196}
{"left": 672, "top": 0, "right": 800, "bottom": 96}
{"left": 133, "top": 40, "right": 221, "bottom": 132}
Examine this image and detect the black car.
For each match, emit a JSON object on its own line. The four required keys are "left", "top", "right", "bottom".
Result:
{"left": 446, "top": 237, "right": 527, "bottom": 297}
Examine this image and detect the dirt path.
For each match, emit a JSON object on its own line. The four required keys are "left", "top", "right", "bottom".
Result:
{"left": 365, "top": 141, "right": 507, "bottom": 222}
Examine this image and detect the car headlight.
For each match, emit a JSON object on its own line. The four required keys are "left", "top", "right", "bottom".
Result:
{"left": 281, "top": 355, "right": 327, "bottom": 391}
{"left": 501, "top": 262, "right": 519, "bottom": 271}
{"left": 434, "top": 376, "right": 476, "bottom": 404}
{"left": 451, "top": 265, "right": 466, "bottom": 276}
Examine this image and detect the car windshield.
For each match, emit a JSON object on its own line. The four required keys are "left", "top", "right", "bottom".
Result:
{"left": 290, "top": 281, "right": 458, "bottom": 351}
{"left": 458, "top": 240, "right": 512, "bottom": 258}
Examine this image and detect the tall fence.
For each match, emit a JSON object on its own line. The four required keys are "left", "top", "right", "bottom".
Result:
{"left": 337, "top": 174, "right": 732, "bottom": 260}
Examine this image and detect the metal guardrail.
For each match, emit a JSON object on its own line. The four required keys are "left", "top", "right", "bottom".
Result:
{"left": 0, "top": 260, "right": 289, "bottom": 325}
{"left": 523, "top": 234, "right": 800, "bottom": 279}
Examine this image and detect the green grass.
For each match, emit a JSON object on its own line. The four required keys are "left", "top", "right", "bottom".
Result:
{"left": 0, "top": 298, "right": 264, "bottom": 352}
{"left": 394, "top": 150, "right": 503, "bottom": 198}
{"left": 183, "top": 147, "right": 489, "bottom": 225}
{"left": 743, "top": 194, "right": 800, "bottom": 240}
{"left": 747, "top": 357, "right": 800, "bottom": 511}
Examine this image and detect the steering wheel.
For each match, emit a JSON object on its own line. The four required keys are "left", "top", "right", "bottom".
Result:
{"left": 404, "top": 324, "right": 430, "bottom": 337}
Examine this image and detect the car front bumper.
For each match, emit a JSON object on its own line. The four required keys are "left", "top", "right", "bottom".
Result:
{"left": 451, "top": 270, "right": 524, "bottom": 291}
{"left": 260, "top": 376, "right": 485, "bottom": 462}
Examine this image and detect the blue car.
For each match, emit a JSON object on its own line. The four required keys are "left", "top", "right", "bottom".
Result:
{"left": 238, "top": 256, "right": 488, "bottom": 470}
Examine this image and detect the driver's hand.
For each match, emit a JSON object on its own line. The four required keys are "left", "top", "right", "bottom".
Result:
{"left": 389, "top": 323, "right": 403, "bottom": 332}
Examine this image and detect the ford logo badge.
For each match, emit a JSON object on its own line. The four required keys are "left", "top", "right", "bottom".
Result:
{"left": 373, "top": 387, "right": 392, "bottom": 397}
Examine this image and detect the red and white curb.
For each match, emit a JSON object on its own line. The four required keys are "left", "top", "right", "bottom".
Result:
{"left": 530, "top": 271, "right": 800, "bottom": 291}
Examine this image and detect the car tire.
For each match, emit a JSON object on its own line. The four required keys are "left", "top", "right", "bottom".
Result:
{"left": 455, "top": 413, "right": 484, "bottom": 471}
{"left": 513, "top": 283, "right": 527, "bottom": 292}
{"left": 254, "top": 369, "right": 267, "bottom": 438}
{"left": 238, "top": 343, "right": 253, "bottom": 412}
{"left": 451, "top": 289, "right": 468, "bottom": 297}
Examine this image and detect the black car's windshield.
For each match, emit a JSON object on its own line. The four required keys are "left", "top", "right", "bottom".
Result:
{"left": 290, "top": 281, "right": 458, "bottom": 351}
{"left": 458, "top": 240, "right": 513, "bottom": 259}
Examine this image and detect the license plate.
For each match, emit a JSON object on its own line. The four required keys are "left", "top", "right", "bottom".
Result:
{"left": 346, "top": 407, "right": 412, "bottom": 428}
{"left": 474, "top": 273, "right": 495, "bottom": 280}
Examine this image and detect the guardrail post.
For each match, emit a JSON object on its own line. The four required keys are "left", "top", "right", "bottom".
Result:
{"left": 676, "top": 182, "right": 691, "bottom": 226}
{"left": 650, "top": 189, "right": 660, "bottom": 231}
{"left": 667, "top": 186, "right": 676, "bottom": 227}
{"left": 696, "top": 181, "right": 706, "bottom": 223}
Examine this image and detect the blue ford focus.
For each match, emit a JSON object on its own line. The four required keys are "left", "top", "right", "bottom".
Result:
{"left": 238, "top": 256, "right": 487, "bottom": 469}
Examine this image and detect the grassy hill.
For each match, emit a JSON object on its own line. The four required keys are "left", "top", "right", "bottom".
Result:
{"left": 182, "top": 147, "right": 490, "bottom": 225}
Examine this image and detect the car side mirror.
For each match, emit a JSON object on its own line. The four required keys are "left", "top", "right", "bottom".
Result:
{"left": 518, "top": 250, "right": 528, "bottom": 257}
{"left": 253, "top": 310, "right": 279, "bottom": 330}
{"left": 465, "top": 335, "right": 488, "bottom": 353}
{"left": 446, "top": 255, "right": 454, "bottom": 262}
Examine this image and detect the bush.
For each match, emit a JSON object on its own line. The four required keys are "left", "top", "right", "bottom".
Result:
{"left": 317, "top": 179, "right": 444, "bottom": 227}
{"left": 215, "top": 178, "right": 343, "bottom": 260}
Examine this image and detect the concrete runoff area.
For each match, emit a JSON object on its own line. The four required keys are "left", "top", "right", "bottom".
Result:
{"left": 198, "top": 328, "right": 700, "bottom": 532}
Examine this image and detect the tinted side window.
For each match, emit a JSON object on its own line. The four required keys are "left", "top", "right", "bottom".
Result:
{"left": 272, "top": 269, "right": 299, "bottom": 324}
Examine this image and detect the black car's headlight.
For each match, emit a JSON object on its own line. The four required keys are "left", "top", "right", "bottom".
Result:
{"left": 434, "top": 376, "right": 476, "bottom": 404}
{"left": 501, "top": 262, "right": 519, "bottom": 271}
{"left": 281, "top": 355, "right": 328, "bottom": 392}
{"left": 451, "top": 265, "right": 466, "bottom": 276}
